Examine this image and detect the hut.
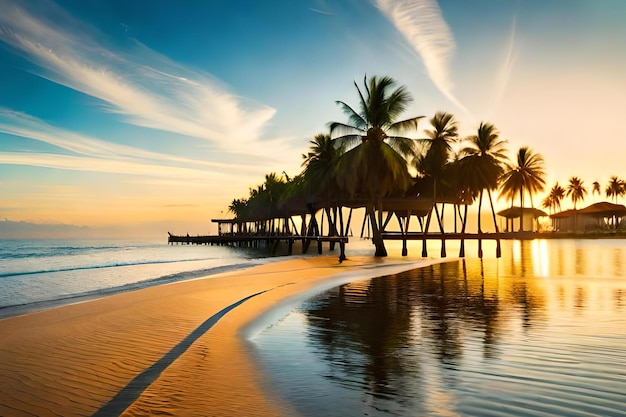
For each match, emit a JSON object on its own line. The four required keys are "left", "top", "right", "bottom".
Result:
{"left": 552, "top": 202, "right": 626, "bottom": 231}
{"left": 497, "top": 206, "right": 548, "bottom": 232}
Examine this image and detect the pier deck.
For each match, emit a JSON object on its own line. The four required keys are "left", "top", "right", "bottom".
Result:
{"left": 167, "top": 233, "right": 349, "bottom": 262}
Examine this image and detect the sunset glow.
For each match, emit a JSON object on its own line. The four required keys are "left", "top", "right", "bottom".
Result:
{"left": 1, "top": 0, "right": 625, "bottom": 237}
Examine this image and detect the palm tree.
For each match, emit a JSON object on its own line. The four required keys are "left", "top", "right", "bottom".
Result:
{"left": 458, "top": 122, "right": 508, "bottom": 257}
{"left": 499, "top": 147, "right": 546, "bottom": 232}
{"left": 459, "top": 122, "right": 508, "bottom": 235}
{"left": 330, "top": 75, "right": 424, "bottom": 157}
{"left": 566, "top": 176, "right": 587, "bottom": 210}
{"left": 549, "top": 183, "right": 566, "bottom": 212}
{"left": 541, "top": 194, "right": 554, "bottom": 214}
{"left": 592, "top": 181, "right": 601, "bottom": 197}
{"left": 414, "top": 111, "right": 458, "bottom": 238}
{"left": 415, "top": 111, "right": 458, "bottom": 182}
{"left": 605, "top": 176, "right": 625, "bottom": 203}
{"left": 330, "top": 75, "right": 423, "bottom": 256}
{"left": 228, "top": 198, "right": 248, "bottom": 234}
{"left": 566, "top": 176, "right": 587, "bottom": 231}
{"left": 542, "top": 183, "right": 565, "bottom": 230}
{"left": 301, "top": 133, "right": 344, "bottom": 239}
{"left": 302, "top": 133, "right": 342, "bottom": 184}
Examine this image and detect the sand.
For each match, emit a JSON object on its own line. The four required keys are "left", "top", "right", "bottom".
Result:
{"left": 0, "top": 255, "right": 446, "bottom": 417}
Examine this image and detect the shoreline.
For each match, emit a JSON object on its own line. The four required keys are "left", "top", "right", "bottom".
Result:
{"left": 0, "top": 255, "right": 448, "bottom": 417}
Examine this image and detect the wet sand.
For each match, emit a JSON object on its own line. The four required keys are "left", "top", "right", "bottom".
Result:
{"left": 0, "top": 255, "right": 444, "bottom": 417}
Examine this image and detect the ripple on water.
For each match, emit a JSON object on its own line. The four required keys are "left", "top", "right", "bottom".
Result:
{"left": 252, "top": 254, "right": 626, "bottom": 417}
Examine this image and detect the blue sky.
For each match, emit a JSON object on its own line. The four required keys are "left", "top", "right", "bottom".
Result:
{"left": 1, "top": 0, "right": 625, "bottom": 236}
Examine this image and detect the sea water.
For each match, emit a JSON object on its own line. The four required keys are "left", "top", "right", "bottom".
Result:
{"left": 0, "top": 238, "right": 272, "bottom": 318}
{"left": 252, "top": 239, "right": 626, "bottom": 417}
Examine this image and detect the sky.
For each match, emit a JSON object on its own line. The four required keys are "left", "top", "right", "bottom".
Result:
{"left": 1, "top": 0, "right": 625, "bottom": 238}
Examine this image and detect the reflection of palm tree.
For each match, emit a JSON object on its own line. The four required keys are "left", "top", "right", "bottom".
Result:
{"left": 331, "top": 75, "right": 423, "bottom": 256}
{"left": 606, "top": 176, "right": 625, "bottom": 203}
{"left": 303, "top": 277, "right": 417, "bottom": 401}
{"left": 499, "top": 147, "right": 546, "bottom": 232}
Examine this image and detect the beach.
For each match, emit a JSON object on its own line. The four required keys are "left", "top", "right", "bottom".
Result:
{"left": 0, "top": 255, "right": 443, "bottom": 417}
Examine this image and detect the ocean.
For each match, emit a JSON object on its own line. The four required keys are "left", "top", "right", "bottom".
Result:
{"left": 251, "top": 239, "right": 626, "bottom": 417}
{"left": 0, "top": 238, "right": 274, "bottom": 318}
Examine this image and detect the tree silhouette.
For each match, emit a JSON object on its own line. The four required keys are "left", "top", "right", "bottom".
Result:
{"left": 331, "top": 75, "right": 423, "bottom": 256}
{"left": 499, "top": 147, "right": 546, "bottom": 232}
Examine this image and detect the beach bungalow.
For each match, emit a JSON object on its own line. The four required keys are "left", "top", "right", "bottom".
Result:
{"left": 551, "top": 202, "right": 626, "bottom": 231}
{"left": 497, "top": 206, "right": 548, "bottom": 232}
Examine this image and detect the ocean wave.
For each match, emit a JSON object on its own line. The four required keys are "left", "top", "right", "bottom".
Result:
{"left": 0, "top": 260, "right": 266, "bottom": 318}
{"left": 0, "top": 257, "right": 220, "bottom": 278}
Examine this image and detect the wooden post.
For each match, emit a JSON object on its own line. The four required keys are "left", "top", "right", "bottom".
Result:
{"left": 434, "top": 203, "right": 446, "bottom": 258}
{"left": 422, "top": 208, "right": 433, "bottom": 257}
{"left": 401, "top": 210, "right": 411, "bottom": 257}
{"left": 459, "top": 204, "right": 468, "bottom": 258}
{"left": 339, "top": 240, "right": 346, "bottom": 263}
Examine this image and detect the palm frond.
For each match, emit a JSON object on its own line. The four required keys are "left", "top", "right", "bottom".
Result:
{"left": 334, "top": 101, "right": 366, "bottom": 130}
{"left": 385, "top": 136, "right": 416, "bottom": 158}
{"left": 389, "top": 115, "right": 424, "bottom": 134}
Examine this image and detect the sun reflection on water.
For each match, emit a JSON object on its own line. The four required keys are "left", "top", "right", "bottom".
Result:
{"left": 531, "top": 239, "right": 549, "bottom": 277}
{"left": 253, "top": 239, "right": 626, "bottom": 417}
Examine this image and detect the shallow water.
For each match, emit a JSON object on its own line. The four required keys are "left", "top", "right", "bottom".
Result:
{"left": 252, "top": 239, "right": 626, "bottom": 417}
{"left": 0, "top": 238, "right": 270, "bottom": 317}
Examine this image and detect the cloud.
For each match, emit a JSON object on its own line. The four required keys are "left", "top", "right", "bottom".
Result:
{"left": 0, "top": 0, "right": 276, "bottom": 149}
{"left": 375, "top": 0, "right": 467, "bottom": 112}
{"left": 0, "top": 151, "right": 223, "bottom": 181}
{"left": 489, "top": 17, "right": 517, "bottom": 118}
{"left": 0, "top": 108, "right": 250, "bottom": 172}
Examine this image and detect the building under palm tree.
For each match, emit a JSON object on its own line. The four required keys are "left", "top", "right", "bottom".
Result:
{"left": 551, "top": 202, "right": 626, "bottom": 231}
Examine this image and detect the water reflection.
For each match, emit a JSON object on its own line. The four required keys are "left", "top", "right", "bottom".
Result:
{"left": 254, "top": 240, "right": 626, "bottom": 417}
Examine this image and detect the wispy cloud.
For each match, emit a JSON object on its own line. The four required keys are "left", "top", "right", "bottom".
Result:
{"left": 0, "top": 108, "right": 249, "bottom": 172}
{"left": 375, "top": 0, "right": 467, "bottom": 112}
{"left": 0, "top": 151, "right": 223, "bottom": 181}
{"left": 0, "top": 0, "right": 275, "bottom": 149}
{"left": 489, "top": 17, "right": 517, "bottom": 118}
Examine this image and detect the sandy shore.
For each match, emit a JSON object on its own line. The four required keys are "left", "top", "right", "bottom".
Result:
{"left": 0, "top": 255, "right": 446, "bottom": 417}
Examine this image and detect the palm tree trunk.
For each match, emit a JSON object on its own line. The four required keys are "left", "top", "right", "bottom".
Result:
{"left": 519, "top": 187, "right": 524, "bottom": 232}
{"left": 368, "top": 200, "right": 387, "bottom": 257}
{"left": 460, "top": 203, "right": 468, "bottom": 258}
{"left": 487, "top": 189, "right": 501, "bottom": 258}
{"left": 422, "top": 207, "right": 433, "bottom": 257}
{"left": 434, "top": 203, "right": 446, "bottom": 257}
{"left": 477, "top": 190, "right": 484, "bottom": 233}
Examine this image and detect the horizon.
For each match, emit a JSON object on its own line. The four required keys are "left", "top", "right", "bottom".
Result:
{"left": 1, "top": 0, "right": 625, "bottom": 238}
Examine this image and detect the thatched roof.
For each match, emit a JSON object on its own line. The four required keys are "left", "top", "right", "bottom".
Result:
{"left": 578, "top": 202, "right": 626, "bottom": 217}
{"left": 550, "top": 202, "right": 626, "bottom": 219}
{"left": 550, "top": 208, "right": 577, "bottom": 219}
{"left": 497, "top": 206, "right": 548, "bottom": 219}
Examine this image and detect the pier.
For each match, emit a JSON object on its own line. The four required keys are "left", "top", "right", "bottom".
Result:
{"left": 168, "top": 232, "right": 349, "bottom": 262}
{"left": 168, "top": 197, "right": 507, "bottom": 260}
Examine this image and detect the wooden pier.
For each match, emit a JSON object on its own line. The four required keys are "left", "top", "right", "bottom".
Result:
{"left": 168, "top": 232, "right": 349, "bottom": 262}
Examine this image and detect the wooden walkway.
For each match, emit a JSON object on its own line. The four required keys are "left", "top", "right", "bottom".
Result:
{"left": 167, "top": 233, "right": 349, "bottom": 262}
